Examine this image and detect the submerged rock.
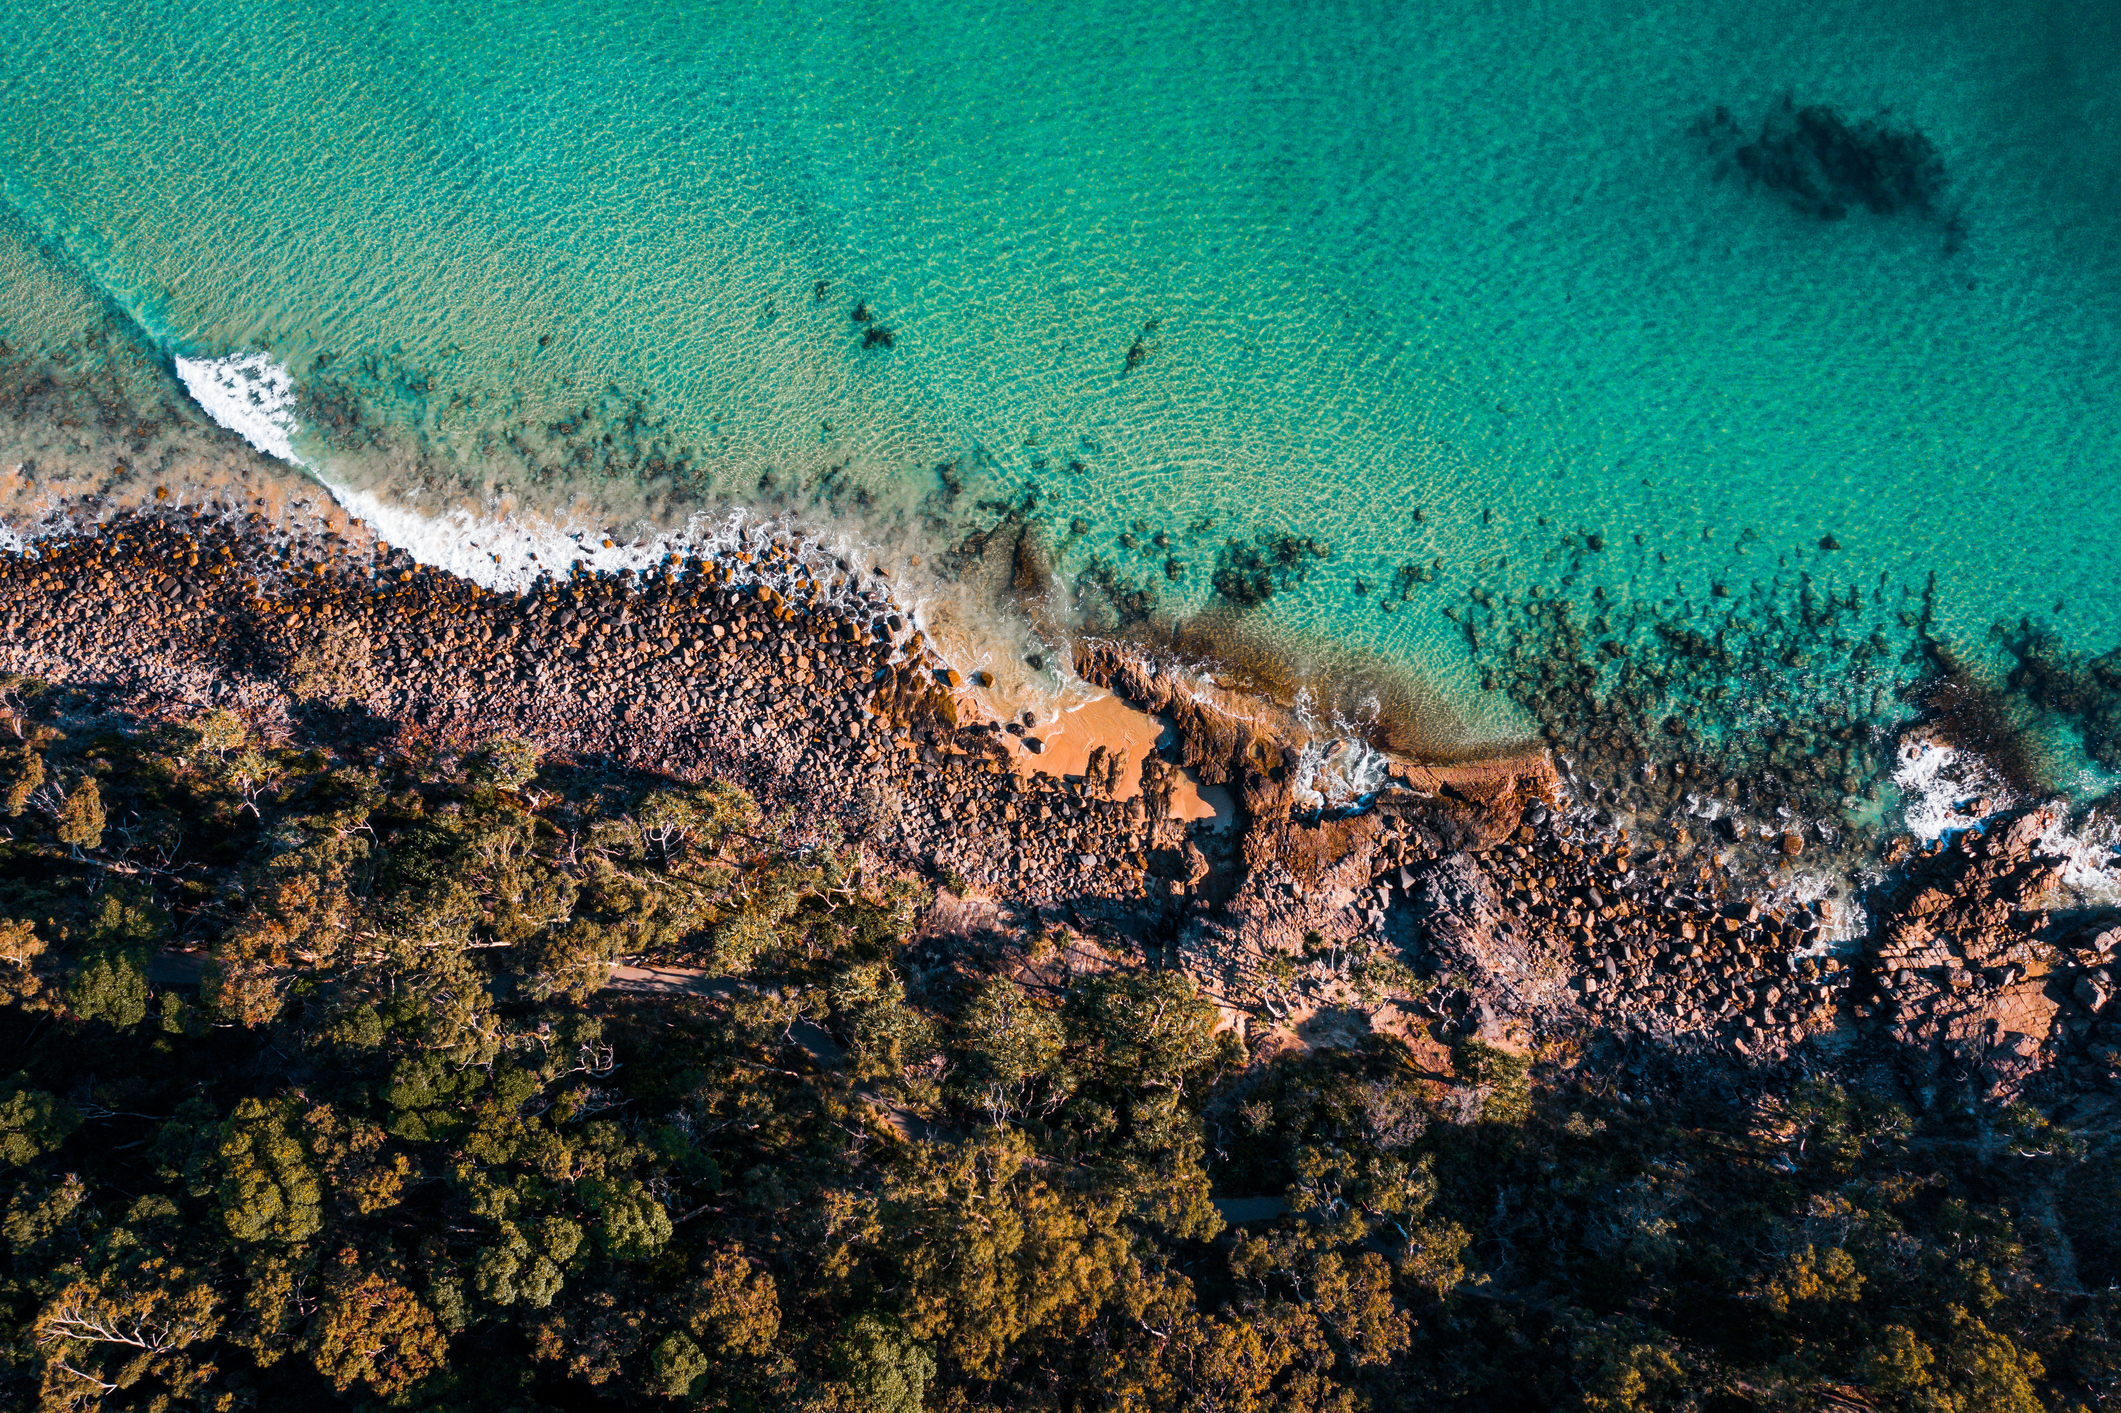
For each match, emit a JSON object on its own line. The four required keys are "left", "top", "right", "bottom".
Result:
{"left": 1695, "top": 97, "right": 1952, "bottom": 226}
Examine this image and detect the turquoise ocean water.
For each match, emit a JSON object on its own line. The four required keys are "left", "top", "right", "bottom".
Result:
{"left": 2, "top": 0, "right": 2120, "bottom": 756}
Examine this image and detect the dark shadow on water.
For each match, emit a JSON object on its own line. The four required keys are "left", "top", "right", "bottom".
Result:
{"left": 1999, "top": 620, "right": 2121, "bottom": 779}
{"left": 1694, "top": 96, "right": 1966, "bottom": 252}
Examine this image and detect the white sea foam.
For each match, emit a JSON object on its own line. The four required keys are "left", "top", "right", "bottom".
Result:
{"left": 173, "top": 352, "right": 303, "bottom": 464}
{"left": 174, "top": 351, "right": 670, "bottom": 589}
{"left": 1270, "top": 683, "right": 1394, "bottom": 811}
{"left": 1892, "top": 734, "right": 2121, "bottom": 901}
{"left": 2034, "top": 811, "right": 2121, "bottom": 901}
{"left": 1292, "top": 736, "right": 1394, "bottom": 812}
{"left": 165, "top": 351, "right": 1118, "bottom": 723}
{"left": 165, "top": 352, "right": 910, "bottom": 633}
{"left": 316, "top": 475, "right": 753, "bottom": 593}
{"left": 1892, "top": 735, "right": 2015, "bottom": 843}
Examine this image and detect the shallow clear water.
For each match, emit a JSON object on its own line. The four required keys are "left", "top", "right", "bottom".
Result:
{"left": 2, "top": 0, "right": 2120, "bottom": 751}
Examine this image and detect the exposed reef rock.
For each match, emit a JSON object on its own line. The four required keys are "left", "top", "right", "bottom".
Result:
{"left": 1073, "top": 637, "right": 1551, "bottom": 826}
{"left": 1403, "top": 851, "right": 1572, "bottom": 1034}
{"left": 1859, "top": 806, "right": 2071, "bottom": 1104}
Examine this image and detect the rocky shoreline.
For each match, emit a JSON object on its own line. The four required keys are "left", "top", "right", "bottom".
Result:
{"left": 5, "top": 503, "right": 2118, "bottom": 1109}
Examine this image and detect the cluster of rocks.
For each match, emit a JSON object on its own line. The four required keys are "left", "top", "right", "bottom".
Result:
{"left": 1450, "top": 809, "right": 1851, "bottom": 1056}
{"left": 1403, "top": 784, "right": 2121, "bottom": 1106}
{"left": 853, "top": 745, "right": 1177, "bottom": 908}
{"left": 1141, "top": 674, "right": 2114, "bottom": 1105}
{"left": 1854, "top": 810, "right": 2078, "bottom": 1102}
{"left": 10, "top": 504, "right": 2121, "bottom": 1114}
{"left": 1161, "top": 768, "right": 1851, "bottom": 1063}
{"left": 1120, "top": 686, "right": 1561, "bottom": 1040}
{"left": 0, "top": 508, "right": 1189, "bottom": 919}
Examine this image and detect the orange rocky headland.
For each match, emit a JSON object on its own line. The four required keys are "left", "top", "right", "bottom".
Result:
{"left": 1, "top": 505, "right": 2114, "bottom": 1089}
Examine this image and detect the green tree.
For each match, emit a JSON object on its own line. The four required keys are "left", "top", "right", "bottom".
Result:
{"left": 188, "top": 706, "right": 247, "bottom": 755}
{"left": 1867, "top": 1324, "right": 1938, "bottom": 1398}
{"left": 687, "top": 1246, "right": 781, "bottom": 1357}
{"left": 0, "top": 740, "right": 45, "bottom": 815}
{"left": 1064, "top": 971, "right": 1228, "bottom": 1100}
{"left": 202, "top": 956, "right": 289, "bottom": 1029}
{"left": 953, "top": 976, "right": 1067, "bottom": 1121}
{"left": 887, "top": 1131, "right": 1127, "bottom": 1378}
{"left": 1788, "top": 1080, "right": 1912, "bottom": 1176}
{"left": 34, "top": 1265, "right": 223, "bottom": 1410}
{"left": 69, "top": 948, "right": 150, "bottom": 1027}
{"left": 1395, "top": 1219, "right": 1473, "bottom": 1302}
{"left": 473, "top": 1222, "right": 569, "bottom": 1309}
{"left": 833, "top": 1313, "right": 937, "bottom": 1413}
{"left": 834, "top": 960, "right": 939, "bottom": 1085}
{"left": 581, "top": 1176, "right": 672, "bottom": 1260}
{"left": 1575, "top": 1333, "right": 1690, "bottom": 1413}
{"left": 1229, "top": 1226, "right": 1411, "bottom": 1369}
{"left": 469, "top": 735, "right": 543, "bottom": 791}
{"left": 0, "top": 1082, "right": 79, "bottom": 1166}
{"left": 1923, "top": 1307, "right": 2046, "bottom": 1413}
{"left": 1451, "top": 1039, "right": 1532, "bottom": 1125}
{"left": 0, "top": 916, "right": 46, "bottom": 1007}
{"left": 1756, "top": 1243, "right": 1865, "bottom": 1322}
{"left": 650, "top": 1331, "right": 710, "bottom": 1398}
{"left": 2, "top": 1172, "right": 87, "bottom": 1251}
{"left": 215, "top": 1098, "right": 324, "bottom": 1246}
{"left": 56, "top": 775, "right": 104, "bottom": 849}
{"left": 1091, "top": 1264, "right": 1341, "bottom": 1413}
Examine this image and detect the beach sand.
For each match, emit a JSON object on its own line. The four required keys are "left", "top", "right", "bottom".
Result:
{"left": 986, "top": 686, "right": 1222, "bottom": 822}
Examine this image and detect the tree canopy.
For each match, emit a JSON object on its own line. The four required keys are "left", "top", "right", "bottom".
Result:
{"left": 0, "top": 686, "right": 2113, "bottom": 1412}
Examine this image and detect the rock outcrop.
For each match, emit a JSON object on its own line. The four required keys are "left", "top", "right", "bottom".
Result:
{"left": 1859, "top": 809, "right": 2073, "bottom": 1102}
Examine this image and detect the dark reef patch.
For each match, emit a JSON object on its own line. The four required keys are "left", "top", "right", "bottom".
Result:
{"left": 1695, "top": 97, "right": 1963, "bottom": 249}
{"left": 939, "top": 484, "right": 1046, "bottom": 584}
{"left": 1915, "top": 648, "right": 2049, "bottom": 797}
{"left": 2000, "top": 622, "right": 2121, "bottom": 775}
{"left": 1210, "top": 532, "right": 1331, "bottom": 609}
{"left": 1452, "top": 535, "right": 2121, "bottom": 892}
{"left": 1455, "top": 554, "right": 1945, "bottom": 882}
{"left": 1073, "top": 554, "right": 1160, "bottom": 633}
{"left": 0, "top": 328, "right": 197, "bottom": 460}
{"left": 1121, "top": 317, "right": 1162, "bottom": 375}
{"left": 1066, "top": 523, "right": 1342, "bottom": 674}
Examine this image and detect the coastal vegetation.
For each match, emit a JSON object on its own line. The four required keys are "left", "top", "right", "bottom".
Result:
{"left": 2, "top": 684, "right": 2117, "bottom": 1413}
